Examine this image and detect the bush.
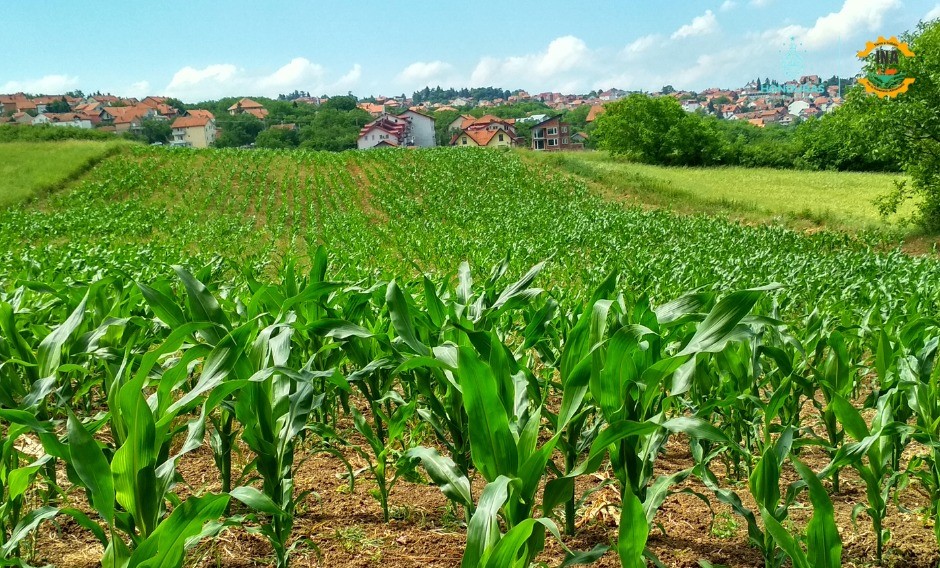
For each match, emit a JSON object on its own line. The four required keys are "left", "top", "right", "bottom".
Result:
{"left": 0, "top": 124, "right": 117, "bottom": 143}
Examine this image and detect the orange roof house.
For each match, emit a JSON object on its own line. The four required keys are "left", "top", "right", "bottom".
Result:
{"left": 586, "top": 104, "right": 605, "bottom": 122}
{"left": 228, "top": 98, "right": 268, "bottom": 118}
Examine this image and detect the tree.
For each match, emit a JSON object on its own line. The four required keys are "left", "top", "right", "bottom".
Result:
{"left": 863, "top": 20, "right": 940, "bottom": 230}
{"left": 593, "top": 94, "right": 726, "bottom": 166}
{"left": 661, "top": 85, "right": 676, "bottom": 95}
{"left": 141, "top": 118, "right": 172, "bottom": 144}
{"left": 299, "top": 108, "right": 371, "bottom": 151}
{"left": 322, "top": 95, "right": 357, "bottom": 112}
{"left": 46, "top": 97, "right": 71, "bottom": 113}
{"left": 255, "top": 127, "right": 299, "bottom": 149}
{"left": 214, "top": 113, "right": 265, "bottom": 147}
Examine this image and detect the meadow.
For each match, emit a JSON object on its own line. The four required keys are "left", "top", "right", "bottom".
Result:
{"left": 0, "top": 141, "right": 125, "bottom": 207}
{"left": 1, "top": 146, "right": 940, "bottom": 568}
{"left": 526, "top": 150, "right": 917, "bottom": 231}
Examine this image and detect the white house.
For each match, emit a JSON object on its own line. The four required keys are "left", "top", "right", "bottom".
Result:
{"left": 787, "top": 100, "right": 810, "bottom": 116}
{"left": 398, "top": 109, "right": 436, "bottom": 147}
{"left": 358, "top": 114, "right": 409, "bottom": 149}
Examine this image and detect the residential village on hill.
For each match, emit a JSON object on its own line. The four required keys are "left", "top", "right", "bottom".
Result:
{"left": 0, "top": 74, "right": 851, "bottom": 151}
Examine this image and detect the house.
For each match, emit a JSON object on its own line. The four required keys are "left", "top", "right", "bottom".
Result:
{"left": 787, "top": 100, "right": 810, "bottom": 116}
{"left": 586, "top": 104, "right": 605, "bottom": 123}
{"left": 448, "top": 114, "right": 474, "bottom": 132}
{"left": 358, "top": 114, "right": 410, "bottom": 149}
{"left": 171, "top": 111, "right": 217, "bottom": 148}
{"left": 398, "top": 109, "right": 436, "bottom": 147}
{"left": 104, "top": 105, "right": 158, "bottom": 134}
{"left": 10, "top": 112, "right": 33, "bottom": 125}
{"left": 451, "top": 128, "right": 516, "bottom": 149}
{"left": 32, "top": 113, "right": 93, "bottom": 129}
{"left": 681, "top": 100, "right": 701, "bottom": 112}
{"left": 227, "top": 98, "right": 268, "bottom": 119}
{"left": 451, "top": 97, "right": 472, "bottom": 107}
{"left": 358, "top": 102, "right": 386, "bottom": 117}
{"left": 779, "top": 114, "right": 799, "bottom": 126}
{"left": 748, "top": 118, "right": 765, "bottom": 127}
{"left": 530, "top": 117, "right": 582, "bottom": 151}
{"left": 571, "top": 132, "right": 589, "bottom": 144}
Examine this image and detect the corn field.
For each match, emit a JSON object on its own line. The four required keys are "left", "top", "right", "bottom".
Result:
{"left": 1, "top": 147, "right": 940, "bottom": 567}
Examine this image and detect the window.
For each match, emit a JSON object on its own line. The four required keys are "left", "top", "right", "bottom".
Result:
{"left": 548, "top": 127, "right": 558, "bottom": 135}
{"left": 561, "top": 126, "right": 568, "bottom": 133}
{"left": 462, "top": 137, "right": 467, "bottom": 145}
{"left": 498, "top": 134, "right": 504, "bottom": 142}
{"left": 563, "top": 138, "right": 569, "bottom": 145}
{"left": 548, "top": 138, "right": 558, "bottom": 146}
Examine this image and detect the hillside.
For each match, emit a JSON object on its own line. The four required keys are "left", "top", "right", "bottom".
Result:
{"left": 3, "top": 147, "right": 940, "bottom": 568}
{"left": 0, "top": 140, "right": 126, "bottom": 207}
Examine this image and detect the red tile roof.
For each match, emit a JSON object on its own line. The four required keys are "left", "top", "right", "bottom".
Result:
{"left": 172, "top": 115, "right": 213, "bottom": 129}
{"left": 228, "top": 98, "right": 266, "bottom": 111}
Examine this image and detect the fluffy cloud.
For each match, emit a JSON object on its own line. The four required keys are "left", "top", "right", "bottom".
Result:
{"left": 926, "top": 4, "right": 940, "bottom": 20}
{"left": 470, "top": 36, "right": 592, "bottom": 90}
{"left": 751, "top": 0, "right": 772, "bottom": 6}
{"left": 0, "top": 74, "right": 79, "bottom": 94}
{"left": 398, "top": 61, "right": 454, "bottom": 86}
{"left": 671, "top": 10, "right": 718, "bottom": 39}
{"left": 164, "top": 58, "right": 361, "bottom": 101}
{"left": 623, "top": 34, "right": 661, "bottom": 58}
{"left": 720, "top": 1, "right": 737, "bottom": 11}
{"left": 126, "top": 81, "right": 151, "bottom": 98}
{"left": 762, "top": 0, "right": 902, "bottom": 51}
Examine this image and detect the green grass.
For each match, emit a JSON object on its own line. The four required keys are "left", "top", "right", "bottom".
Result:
{"left": 524, "top": 150, "right": 916, "bottom": 231}
{"left": 0, "top": 140, "right": 126, "bottom": 208}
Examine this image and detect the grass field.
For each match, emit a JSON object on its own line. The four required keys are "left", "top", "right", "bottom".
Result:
{"left": 526, "top": 150, "right": 916, "bottom": 231}
{"left": 2, "top": 147, "right": 940, "bottom": 568}
{"left": 0, "top": 140, "right": 125, "bottom": 207}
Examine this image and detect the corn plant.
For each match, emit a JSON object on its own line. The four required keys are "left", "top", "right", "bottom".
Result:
{"left": 823, "top": 391, "right": 908, "bottom": 564}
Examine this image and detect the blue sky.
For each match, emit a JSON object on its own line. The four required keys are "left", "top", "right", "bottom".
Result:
{"left": 1, "top": 0, "right": 936, "bottom": 101}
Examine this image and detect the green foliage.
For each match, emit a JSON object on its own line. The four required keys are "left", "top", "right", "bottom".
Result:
{"left": 299, "top": 108, "right": 371, "bottom": 151}
{"left": 45, "top": 98, "right": 70, "bottom": 113}
{"left": 0, "top": 124, "right": 116, "bottom": 143}
{"left": 255, "top": 127, "right": 299, "bottom": 149}
{"left": 140, "top": 118, "right": 171, "bottom": 145}
{"left": 214, "top": 113, "right": 265, "bottom": 148}
{"left": 2, "top": 146, "right": 940, "bottom": 567}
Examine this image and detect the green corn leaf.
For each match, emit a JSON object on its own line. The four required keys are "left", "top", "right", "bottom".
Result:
{"left": 463, "top": 476, "right": 513, "bottom": 568}
{"left": 130, "top": 493, "right": 230, "bottom": 568}
{"left": 137, "top": 282, "right": 185, "bottom": 328}
{"left": 617, "top": 483, "right": 649, "bottom": 568}
{"left": 679, "top": 286, "right": 777, "bottom": 356}
{"left": 386, "top": 279, "right": 430, "bottom": 356}
{"left": 792, "top": 458, "right": 842, "bottom": 568}
{"left": 458, "top": 346, "right": 517, "bottom": 481}
{"left": 172, "top": 265, "right": 230, "bottom": 344}
{"left": 761, "top": 507, "right": 810, "bottom": 568}
{"left": 67, "top": 412, "right": 115, "bottom": 525}
{"left": 0, "top": 506, "right": 58, "bottom": 559}
{"left": 37, "top": 292, "right": 88, "bottom": 378}
{"left": 405, "top": 446, "right": 473, "bottom": 510}
{"left": 230, "top": 486, "right": 284, "bottom": 516}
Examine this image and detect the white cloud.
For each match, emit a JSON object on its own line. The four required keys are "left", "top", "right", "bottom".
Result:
{"left": 926, "top": 4, "right": 940, "bottom": 20}
{"left": 398, "top": 61, "right": 454, "bottom": 85}
{"left": 761, "top": 0, "right": 902, "bottom": 51}
{"left": 0, "top": 74, "right": 79, "bottom": 94}
{"left": 164, "top": 58, "right": 361, "bottom": 101}
{"left": 671, "top": 10, "right": 718, "bottom": 40}
{"left": 751, "top": 0, "right": 772, "bottom": 6}
{"left": 623, "top": 34, "right": 661, "bottom": 58}
{"left": 126, "top": 81, "right": 151, "bottom": 98}
{"left": 470, "top": 36, "right": 592, "bottom": 90}
{"left": 720, "top": 0, "right": 737, "bottom": 11}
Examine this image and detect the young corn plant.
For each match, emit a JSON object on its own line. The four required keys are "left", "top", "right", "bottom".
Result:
{"left": 408, "top": 332, "right": 566, "bottom": 565}
{"left": 823, "top": 391, "right": 907, "bottom": 564}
